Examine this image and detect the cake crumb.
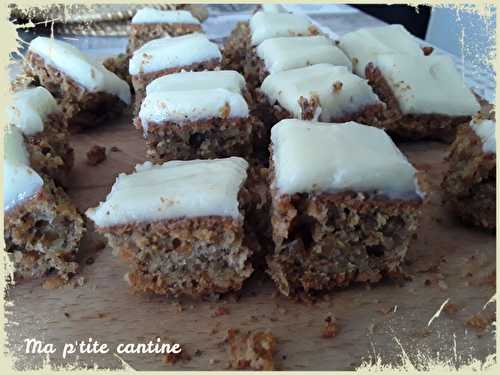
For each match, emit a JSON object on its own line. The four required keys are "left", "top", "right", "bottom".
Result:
{"left": 212, "top": 306, "right": 230, "bottom": 317}
{"left": 163, "top": 348, "right": 191, "bottom": 365}
{"left": 86, "top": 145, "right": 106, "bottom": 166}
{"left": 173, "top": 302, "right": 184, "bottom": 312}
{"left": 211, "top": 321, "right": 222, "bottom": 335}
{"left": 443, "top": 303, "right": 459, "bottom": 315}
{"left": 322, "top": 315, "right": 339, "bottom": 338}
{"left": 42, "top": 276, "right": 65, "bottom": 289}
{"left": 110, "top": 146, "right": 121, "bottom": 152}
{"left": 465, "top": 313, "right": 494, "bottom": 331}
{"left": 227, "top": 329, "right": 277, "bottom": 370}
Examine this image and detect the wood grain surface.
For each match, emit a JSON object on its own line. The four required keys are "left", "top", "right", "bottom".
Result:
{"left": 5, "top": 114, "right": 496, "bottom": 371}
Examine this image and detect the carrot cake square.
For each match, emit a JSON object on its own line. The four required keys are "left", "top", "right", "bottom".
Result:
{"left": 135, "top": 70, "right": 263, "bottom": 162}
{"left": 7, "top": 87, "right": 73, "bottom": 186}
{"left": 4, "top": 125, "right": 85, "bottom": 280}
{"left": 267, "top": 119, "right": 423, "bottom": 296}
{"left": 256, "top": 63, "right": 384, "bottom": 128}
{"left": 25, "top": 37, "right": 131, "bottom": 131}
{"left": 338, "top": 24, "right": 425, "bottom": 77}
{"left": 244, "top": 35, "right": 352, "bottom": 89}
{"left": 86, "top": 157, "right": 254, "bottom": 298}
{"left": 127, "top": 8, "right": 202, "bottom": 53}
{"left": 129, "top": 33, "right": 222, "bottom": 112}
{"left": 222, "top": 11, "right": 318, "bottom": 74}
{"left": 442, "top": 118, "right": 496, "bottom": 230}
{"left": 365, "top": 53, "right": 481, "bottom": 141}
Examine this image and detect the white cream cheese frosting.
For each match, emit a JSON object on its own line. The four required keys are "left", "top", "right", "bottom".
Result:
{"left": 4, "top": 125, "right": 44, "bottom": 212}
{"left": 260, "top": 63, "right": 382, "bottom": 121}
{"left": 139, "top": 88, "right": 249, "bottom": 131}
{"left": 29, "top": 37, "right": 131, "bottom": 104}
{"left": 338, "top": 24, "right": 423, "bottom": 77}
{"left": 471, "top": 119, "right": 496, "bottom": 154}
{"left": 131, "top": 8, "right": 200, "bottom": 25}
{"left": 146, "top": 70, "right": 245, "bottom": 96}
{"left": 7, "top": 87, "right": 59, "bottom": 136}
{"left": 271, "top": 119, "right": 421, "bottom": 199}
{"left": 250, "top": 11, "right": 315, "bottom": 46}
{"left": 373, "top": 53, "right": 480, "bottom": 116}
{"left": 86, "top": 157, "right": 249, "bottom": 227}
{"left": 256, "top": 36, "right": 352, "bottom": 74}
{"left": 128, "top": 33, "right": 221, "bottom": 75}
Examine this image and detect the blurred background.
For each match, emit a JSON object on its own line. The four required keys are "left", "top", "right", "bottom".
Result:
{"left": 9, "top": 3, "right": 496, "bottom": 101}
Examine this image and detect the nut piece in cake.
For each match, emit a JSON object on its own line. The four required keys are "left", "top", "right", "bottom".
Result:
{"left": 338, "top": 24, "right": 424, "bottom": 77}
{"left": 25, "top": 37, "right": 131, "bottom": 131}
{"left": 227, "top": 329, "right": 277, "bottom": 370}
{"left": 267, "top": 119, "right": 423, "bottom": 296}
{"left": 128, "top": 33, "right": 222, "bottom": 112}
{"left": 85, "top": 157, "right": 254, "bottom": 298}
{"left": 257, "top": 63, "right": 384, "bottom": 128}
{"left": 135, "top": 71, "right": 264, "bottom": 162}
{"left": 128, "top": 8, "right": 202, "bottom": 53}
{"left": 365, "top": 53, "right": 480, "bottom": 141}
{"left": 441, "top": 118, "right": 496, "bottom": 230}
{"left": 4, "top": 125, "right": 85, "bottom": 280}
{"left": 244, "top": 35, "right": 352, "bottom": 89}
{"left": 7, "top": 86, "right": 73, "bottom": 185}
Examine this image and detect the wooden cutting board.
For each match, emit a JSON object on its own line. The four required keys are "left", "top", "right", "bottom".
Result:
{"left": 5, "top": 115, "right": 496, "bottom": 371}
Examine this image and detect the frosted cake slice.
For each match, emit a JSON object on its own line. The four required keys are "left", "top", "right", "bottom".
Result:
{"left": 442, "top": 118, "right": 496, "bottom": 229}
{"left": 25, "top": 37, "right": 131, "bottom": 131}
{"left": 86, "top": 157, "right": 254, "bottom": 298}
{"left": 257, "top": 63, "right": 384, "bottom": 128}
{"left": 267, "top": 119, "right": 423, "bottom": 296}
{"left": 244, "top": 35, "right": 352, "bottom": 88}
{"left": 135, "top": 70, "right": 263, "bottom": 162}
{"left": 7, "top": 87, "right": 73, "bottom": 185}
{"left": 129, "top": 33, "right": 222, "bottom": 111}
{"left": 4, "top": 125, "right": 84, "bottom": 280}
{"left": 222, "top": 10, "right": 318, "bottom": 74}
{"left": 366, "top": 53, "right": 481, "bottom": 141}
